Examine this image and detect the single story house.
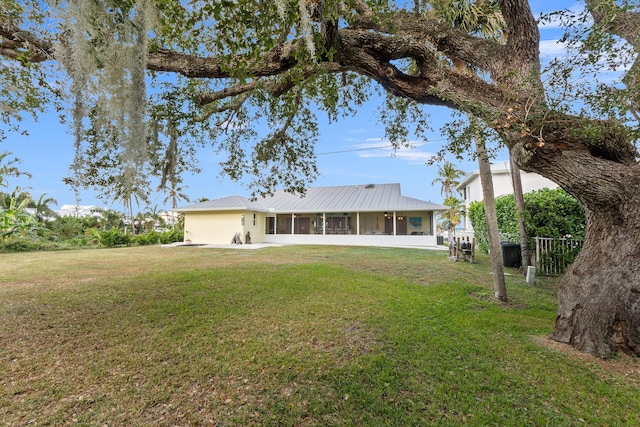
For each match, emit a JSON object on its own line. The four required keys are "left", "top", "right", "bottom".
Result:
{"left": 175, "top": 183, "right": 447, "bottom": 247}
{"left": 456, "top": 161, "right": 558, "bottom": 232}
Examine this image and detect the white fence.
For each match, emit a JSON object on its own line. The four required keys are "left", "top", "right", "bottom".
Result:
{"left": 534, "top": 237, "right": 584, "bottom": 276}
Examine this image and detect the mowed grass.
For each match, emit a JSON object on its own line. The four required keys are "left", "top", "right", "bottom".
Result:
{"left": 1, "top": 246, "right": 639, "bottom": 426}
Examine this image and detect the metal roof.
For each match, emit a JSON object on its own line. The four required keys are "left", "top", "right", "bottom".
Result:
{"left": 176, "top": 184, "right": 446, "bottom": 213}
{"left": 176, "top": 195, "right": 267, "bottom": 212}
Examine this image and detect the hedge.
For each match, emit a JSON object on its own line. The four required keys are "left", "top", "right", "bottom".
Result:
{"left": 468, "top": 188, "right": 585, "bottom": 253}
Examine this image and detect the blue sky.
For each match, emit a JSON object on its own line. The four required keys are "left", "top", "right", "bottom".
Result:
{"left": 2, "top": 1, "right": 578, "bottom": 212}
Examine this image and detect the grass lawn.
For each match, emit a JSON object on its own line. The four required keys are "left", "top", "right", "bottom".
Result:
{"left": 1, "top": 245, "right": 639, "bottom": 426}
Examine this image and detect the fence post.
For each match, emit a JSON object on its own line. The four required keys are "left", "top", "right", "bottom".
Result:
{"left": 526, "top": 266, "right": 536, "bottom": 284}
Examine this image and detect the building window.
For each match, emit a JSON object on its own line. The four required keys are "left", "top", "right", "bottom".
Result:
{"left": 253, "top": 212, "right": 257, "bottom": 226}
{"left": 265, "top": 217, "right": 275, "bottom": 234}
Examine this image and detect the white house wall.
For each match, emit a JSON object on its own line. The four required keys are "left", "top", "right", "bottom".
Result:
{"left": 246, "top": 211, "right": 266, "bottom": 243}
{"left": 461, "top": 170, "right": 558, "bottom": 231}
{"left": 185, "top": 210, "right": 264, "bottom": 245}
{"left": 488, "top": 171, "right": 557, "bottom": 199}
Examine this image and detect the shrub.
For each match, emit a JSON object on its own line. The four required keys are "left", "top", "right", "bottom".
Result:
{"left": 468, "top": 201, "right": 489, "bottom": 252}
{"left": 67, "top": 237, "right": 92, "bottom": 247}
{"left": 469, "top": 188, "right": 585, "bottom": 253}
{"left": 146, "top": 230, "right": 160, "bottom": 244}
{"left": 160, "top": 228, "right": 183, "bottom": 244}
{"left": 0, "top": 238, "right": 71, "bottom": 253}
{"left": 132, "top": 234, "right": 149, "bottom": 246}
{"left": 522, "top": 188, "right": 585, "bottom": 239}
{"left": 0, "top": 239, "right": 44, "bottom": 252}
{"left": 95, "top": 229, "right": 131, "bottom": 248}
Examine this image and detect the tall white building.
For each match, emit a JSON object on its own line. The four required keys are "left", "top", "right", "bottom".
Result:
{"left": 456, "top": 161, "right": 558, "bottom": 232}
{"left": 57, "top": 204, "right": 105, "bottom": 219}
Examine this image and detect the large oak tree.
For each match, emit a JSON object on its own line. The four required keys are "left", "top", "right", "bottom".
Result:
{"left": 2, "top": 0, "right": 639, "bottom": 357}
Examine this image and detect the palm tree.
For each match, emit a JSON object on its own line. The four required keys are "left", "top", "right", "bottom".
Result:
{"left": 100, "top": 209, "right": 125, "bottom": 230}
{"left": 161, "top": 180, "right": 190, "bottom": 210}
{"left": 142, "top": 204, "right": 166, "bottom": 232}
{"left": 122, "top": 184, "right": 149, "bottom": 235}
{"left": 431, "top": 0, "right": 508, "bottom": 301}
{"left": 432, "top": 161, "right": 465, "bottom": 199}
{"left": 438, "top": 195, "right": 465, "bottom": 239}
{"left": 0, "top": 152, "right": 32, "bottom": 189}
{"left": 28, "top": 193, "right": 59, "bottom": 222}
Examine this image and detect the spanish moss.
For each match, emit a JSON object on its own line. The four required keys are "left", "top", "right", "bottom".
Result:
{"left": 53, "top": 0, "right": 158, "bottom": 203}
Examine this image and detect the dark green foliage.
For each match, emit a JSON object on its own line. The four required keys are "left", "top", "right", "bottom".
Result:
{"left": 146, "top": 230, "right": 159, "bottom": 244}
{"left": 94, "top": 229, "right": 132, "bottom": 248}
{"left": 468, "top": 200, "right": 489, "bottom": 252}
{"left": 523, "top": 188, "right": 585, "bottom": 239}
{"left": 132, "top": 233, "right": 148, "bottom": 246}
{"left": 132, "top": 230, "right": 164, "bottom": 246}
{"left": 469, "top": 188, "right": 585, "bottom": 253}
{"left": 94, "top": 228, "right": 183, "bottom": 248}
{"left": 0, "top": 227, "right": 184, "bottom": 252}
{"left": 0, "top": 238, "right": 48, "bottom": 252}
{"left": 159, "top": 228, "right": 183, "bottom": 244}
{"left": 0, "top": 185, "right": 182, "bottom": 251}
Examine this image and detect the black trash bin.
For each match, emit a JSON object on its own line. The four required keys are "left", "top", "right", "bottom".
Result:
{"left": 437, "top": 235, "right": 444, "bottom": 245}
{"left": 501, "top": 242, "right": 521, "bottom": 268}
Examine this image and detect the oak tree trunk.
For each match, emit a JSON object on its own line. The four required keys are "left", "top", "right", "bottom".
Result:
{"left": 518, "top": 141, "right": 640, "bottom": 358}
{"left": 552, "top": 199, "right": 640, "bottom": 357}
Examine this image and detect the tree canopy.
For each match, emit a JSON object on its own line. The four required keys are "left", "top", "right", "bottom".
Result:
{"left": 2, "top": 1, "right": 637, "bottom": 195}
{"left": 3, "top": 1, "right": 640, "bottom": 357}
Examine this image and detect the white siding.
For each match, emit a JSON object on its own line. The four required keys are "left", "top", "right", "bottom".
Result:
{"left": 183, "top": 210, "right": 266, "bottom": 245}
{"left": 459, "top": 165, "right": 558, "bottom": 231}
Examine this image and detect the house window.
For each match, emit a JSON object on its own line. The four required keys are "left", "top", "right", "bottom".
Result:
{"left": 253, "top": 212, "right": 257, "bottom": 226}
{"left": 265, "top": 217, "right": 275, "bottom": 234}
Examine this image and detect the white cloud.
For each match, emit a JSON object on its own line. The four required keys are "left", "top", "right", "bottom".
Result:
{"left": 354, "top": 137, "right": 430, "bottom": 149}
{"left": 539, "top": 39, "right": 568, "bottom": 58}
{"left": 318, "top": 168, "right": 392, "bottom": 182}
{"left": 351, "top": 138, "right": 435, "bottom": 164}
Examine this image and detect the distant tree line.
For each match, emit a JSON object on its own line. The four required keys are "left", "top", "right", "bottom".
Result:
{"left": 0, "top": 189, "right": 184, "bottom": 252}
{"left": 0, "top": 152, "right": 183, "bottom": 252}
